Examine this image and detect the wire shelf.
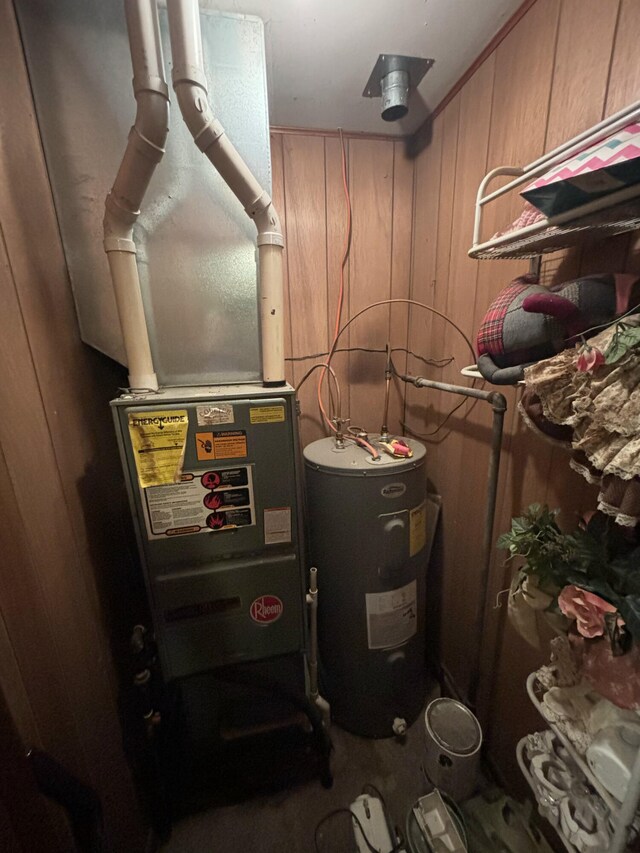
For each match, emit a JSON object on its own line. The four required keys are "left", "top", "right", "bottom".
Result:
{"left": 516, "top": 735, "right": 577, "bottom": 853}
{"left": 470, "top": 201, "right": 640, "bottom": 260}
{"left": 469, "top": 102, "right": 640, "bottom": 261}
{"left": 526, "top": 673, "right": 622, "bottom": 815}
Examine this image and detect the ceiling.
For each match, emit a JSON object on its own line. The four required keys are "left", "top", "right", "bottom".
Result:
{"left": 199, "top": 0, "right": 524, "bottom": 136}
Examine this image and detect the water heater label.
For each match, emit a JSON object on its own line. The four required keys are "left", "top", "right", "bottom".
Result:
{"left": 410, "top": 500, "right": 427, "bottom": 557}
{"left": 140, "top": 465, "right": 254, "bottom": 539}
{"left": 365, "top": 580, "right": 417, "bottom": 650}
{"left": 196, "top": 404, "right": 234, "bottom": 426}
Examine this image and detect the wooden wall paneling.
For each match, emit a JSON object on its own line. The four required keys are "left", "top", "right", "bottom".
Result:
{"left": 0, "top": 682, "right": 69, "bottom": 853}
{"left": 404, "top": 100, "right": 459, "bottom": 680}
{"left": 347, "top": 138, "right": 395, "bottom": 434}
{"left": 481, "top": 0, "right": 562, "bottom": 234}
{"left": 281, "top": 134, "right": 329, "bottom": 447}
{"left": 433, "top": 57, "right": 496, "bottom": 697}
{"left": 469, "top": 0, "right": 564, "bottom": 716}
{"left": 405, "top": 116, "right": 443, "bottom": 438}
{"left": 0, "top": 230, "right": 144, "bottom": 847}
{"left": 471, "top": 0, "right": 568, "bottom": 785}
{"left": 605, "top": 0, "right": 640, "bottom": 116}
{"left": 469, "top": 0, "right": 562, "bottom": 660}
{"left": 325, "top": 135, "right": 352, "bottom": 443}
{"left": 0, "top": 2, "right": 144, "bottom": 847}
{"left": 411, "top": 97, "right": 461, "bottom": 470}
{"left": 0, "top": 235, "right": 89, "bottom": 776}
{"left": 0, "top": 0, "right": 133, "bottom": 656}
{"left": 387, "top": 141, "right": 414, "bottom": 435}
{"left": 0, "top": 605, "right": 38, "bottom": 750}
{"left": 544, "top": 0, "right": 621, "bottom": 151}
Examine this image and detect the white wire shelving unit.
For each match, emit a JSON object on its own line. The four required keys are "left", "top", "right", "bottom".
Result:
{"left": 468, "top": 100, "right": 640, "bottom": 261}
{"left": 516, "top": 734, "right": 576, "bottom": 853}
{"left": 466, "top": 100, "right": 640, "bottom": 849}
{"left": 526, "top": 672, "right": 640, "bottom": 852}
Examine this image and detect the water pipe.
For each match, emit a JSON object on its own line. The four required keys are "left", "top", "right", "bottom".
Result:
{"left": 103, "top": 0, "right": 169, "bottom": 391}
{"left": 393, "top": 368, "right": 507, "bottom": 714}
{"left": 166, "top": 0, "right": 286, "bottom": 386}
{"left": 306, "top": 567, "right": 331, "bottom": 729}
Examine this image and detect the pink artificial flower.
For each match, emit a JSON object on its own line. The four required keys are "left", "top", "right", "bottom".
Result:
{"left": 576, "top": 345, "right": 605, "bottom": 373}
{"left": 558, "top": 585, "right": 620, "bottom": 638}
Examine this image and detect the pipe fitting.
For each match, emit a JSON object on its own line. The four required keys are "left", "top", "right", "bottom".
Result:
{"left": 103, "top": 0, "right": 168, "bottom": 391}
{"left": 256, "top": 231, "right": 285, "bottom": 248}
{"left": 193, "top": 116, "right": 226, "bottom": 153}
{"left": 103, "top": 236, "right": 136, "bottom": 254}
{"left": 488, "top": 391, "right": 508, "bottom": 412}
{"left": 129, "top": 125, "right": 166, "bottom": 163}
{"left": 171, "top": 65, "right": 209, "bottom": 92}
{"left": 246, "top": 190, "right": 271, "bottom": 218}
{"left": 132, "top": 73, "right": 169, "bottom": 99}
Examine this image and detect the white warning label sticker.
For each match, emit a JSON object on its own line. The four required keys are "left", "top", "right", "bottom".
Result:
{"left": 140, "top": 466, "right": 254, "bottom": 539}
{"left": 264, "top": 507, "right": 292, "bottom": 545}
{"left": 365, "top": 580, "right": 417, "bottom": 650}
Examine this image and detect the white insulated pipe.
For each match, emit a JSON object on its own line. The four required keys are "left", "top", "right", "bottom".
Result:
{"left": 104, "top": 0, "right": 169, "bottom": 391}
{"left": 166, "top": 0, "right": 286, "bottom": 386}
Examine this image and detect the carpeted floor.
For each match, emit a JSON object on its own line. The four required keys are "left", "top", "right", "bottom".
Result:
{"left": 161, "top": 698, "right": 436, "bottom": 853}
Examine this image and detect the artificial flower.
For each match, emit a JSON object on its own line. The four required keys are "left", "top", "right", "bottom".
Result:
{"left": 576, "top": 345, "right": 604, "bottom": 373}
{"left": 558, "top": 585, "right": 621, "bottom": 639}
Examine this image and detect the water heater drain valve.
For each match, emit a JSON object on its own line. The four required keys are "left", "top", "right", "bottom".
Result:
{"left": 392, "top": 717, "right": 407, "bottom": 737}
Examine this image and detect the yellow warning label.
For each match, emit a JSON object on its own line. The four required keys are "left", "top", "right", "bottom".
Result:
{"left": 409, "top": 500, "right": 427, "bottom": 557}
{"left": 128, "top": 410, "right": 188, "bottom": 488}
{"left": 212, "top": 430, "right": 247, "bottom": 459}
{"left": 195, "top": 432, "right": 216, "bottom": 460}
{"left": 249, "top": 406, "right": 285, "bottom": 424}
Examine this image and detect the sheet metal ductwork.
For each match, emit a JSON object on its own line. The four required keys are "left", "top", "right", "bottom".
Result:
{"left": 103, "top": 0, "right": 286, "bottom": 389}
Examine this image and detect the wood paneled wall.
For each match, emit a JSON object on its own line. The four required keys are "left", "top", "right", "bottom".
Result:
{"left": 407, "top": 0, "right": 640, "bottom": 792}
{"left": 0, "top": 0, "right": 145, "bottom": 848}
{"left": 270, "top": 130, "right": 415, "bottom": 448}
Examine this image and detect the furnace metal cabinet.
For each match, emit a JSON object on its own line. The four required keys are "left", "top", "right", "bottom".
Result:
{"left": 112, "top": 384, "right": 305, "bottom": 681}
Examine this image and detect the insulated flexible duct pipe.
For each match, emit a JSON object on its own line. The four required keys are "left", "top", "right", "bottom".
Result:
{"left": 166, "top": 0, "right": 286, "bottom": 386}
{"left": 104, "top": 0, "right": 169, "bottom": 391}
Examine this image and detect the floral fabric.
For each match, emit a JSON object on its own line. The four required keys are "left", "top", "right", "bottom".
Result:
{"left": 521, "top": 317, "right": 640, "bottom": 525}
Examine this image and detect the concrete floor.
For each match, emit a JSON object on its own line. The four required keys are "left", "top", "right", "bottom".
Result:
{"left": 161, "top": 707, "right": 432, "bottom": 853}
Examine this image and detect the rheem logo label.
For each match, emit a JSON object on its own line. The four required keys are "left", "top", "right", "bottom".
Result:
{"left": 250, "top": 595, "right": 283, "bottom": 624}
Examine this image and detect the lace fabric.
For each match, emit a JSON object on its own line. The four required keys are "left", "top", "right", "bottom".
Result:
{"left": 521, "top": 317, "right": 640, "bottom": 524}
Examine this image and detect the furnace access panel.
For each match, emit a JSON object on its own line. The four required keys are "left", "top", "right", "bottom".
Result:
{"left": 112, "top": 385, "right": 304, "bottom": 680}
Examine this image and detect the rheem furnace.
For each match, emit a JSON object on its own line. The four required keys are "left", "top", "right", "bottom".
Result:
{"left": 112, "top": 385, "right": 305, "bottom": 683}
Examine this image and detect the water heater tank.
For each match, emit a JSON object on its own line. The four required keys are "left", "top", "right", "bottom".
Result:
{"left": 303, "top": 437, "right": 428, "bottom": 737}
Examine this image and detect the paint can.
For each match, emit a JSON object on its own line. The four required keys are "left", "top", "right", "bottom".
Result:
{"left": 423, "top": 698, "right": 482, "bottom": 802}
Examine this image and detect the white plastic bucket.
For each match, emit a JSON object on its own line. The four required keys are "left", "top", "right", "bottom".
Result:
{"left": 423, "top": 698, "right": 482, "bottom": 802}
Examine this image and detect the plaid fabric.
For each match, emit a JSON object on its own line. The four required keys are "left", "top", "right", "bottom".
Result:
{"left": 476, "top": 279, "right": 532, "bottom": 356}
